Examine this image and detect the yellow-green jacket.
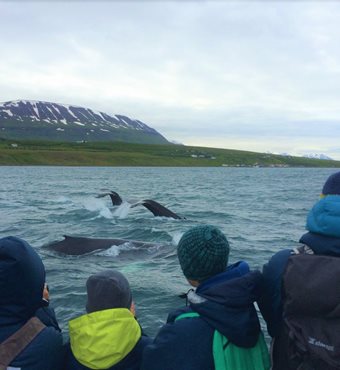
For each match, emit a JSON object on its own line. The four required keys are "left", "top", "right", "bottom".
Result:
{"left": 66, "top": 308, "right": 152, "bottom": 370}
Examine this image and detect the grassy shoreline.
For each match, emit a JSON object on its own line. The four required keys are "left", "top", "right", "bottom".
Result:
{"left": 0, "top": 138, "right": 339, "bottom": 168}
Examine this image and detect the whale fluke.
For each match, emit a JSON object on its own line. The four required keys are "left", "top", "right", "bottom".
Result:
{"left": 131, "top": 199, "right": 184, "bottom": 219}
{"left": 96, "top": 191, "right": 123, "bottom": 206}
{"left": 47, "top": 235, "right": 159, "bottom": 256}
{"left": 98, "top": 190, "right": 184, "bottom": 219}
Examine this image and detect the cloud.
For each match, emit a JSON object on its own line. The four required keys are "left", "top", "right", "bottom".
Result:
{"left": 1, "top": 1, "right": 340, "bottom": 158}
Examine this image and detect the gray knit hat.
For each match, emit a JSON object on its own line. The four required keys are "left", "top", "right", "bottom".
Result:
{"left": 86, "top": 270, "right": 132, "bottom": 313}
{"left": 177, "top": 225, "right": 230, "bottom": 282}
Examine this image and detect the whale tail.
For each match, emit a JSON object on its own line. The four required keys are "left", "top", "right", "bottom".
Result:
{"left": 131, "top": 199, "right": 184, "bottom": 219}
{"left": 96, "top": 190, "right": 123, "bottom": 206}
{"left": 97, "top": 190, "right": 184, "bottom": 219}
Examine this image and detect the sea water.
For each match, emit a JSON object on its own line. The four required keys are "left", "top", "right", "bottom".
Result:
{"left": 0, "top": 166, "right": 337, "bottom": 338}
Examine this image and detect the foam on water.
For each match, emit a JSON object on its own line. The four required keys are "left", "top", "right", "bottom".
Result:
{"left": 171, "top": 231, "right": 184, "bottom": 246}
{"left": 96, "top": 245, "right": 121, "bottom": 257}
{"left": 82, "top": 197, "right": 113, "bottom": 219}
{"left": 112, "top": 201, "right": 132, "bottom": 219}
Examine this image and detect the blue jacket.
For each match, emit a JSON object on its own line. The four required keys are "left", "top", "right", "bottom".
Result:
{"left": 0, "top": 236, "right": 64, "bottom": 370}
{"left": 141, "top": 261, "right": 263, "bottom": 370}
{"left": 260, "top": 195, "right": 340, "bottom": 337}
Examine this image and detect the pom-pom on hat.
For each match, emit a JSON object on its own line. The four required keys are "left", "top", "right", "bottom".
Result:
{"left": 86, "top": 270, "right": 132, "bottom": 313}
{"left": 177, "top": 225, "right": 230, "bottom": 282}
{"left": 322, "top": 171, "right": 340, "bottom": 196}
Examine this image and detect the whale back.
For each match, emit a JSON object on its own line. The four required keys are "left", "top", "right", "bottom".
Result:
{"left": 47, "top": 235, "right": 156, "bottom": 256}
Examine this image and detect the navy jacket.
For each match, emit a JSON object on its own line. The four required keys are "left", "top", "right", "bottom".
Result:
{"left": 0, "top": 236, "right": 64, "bottom": 370}
{"left": 259, "top": 195, "right": 340, "bottom": 337}
{"left": 141, "top": 261, "right": 263, "bottom": 370}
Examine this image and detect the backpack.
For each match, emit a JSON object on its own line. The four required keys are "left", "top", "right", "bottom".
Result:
{"left": 175, "top": 312, "right": 270, "bottom": 370}
{"left": 279, "top": 247, "right": 340, "bottom": 369}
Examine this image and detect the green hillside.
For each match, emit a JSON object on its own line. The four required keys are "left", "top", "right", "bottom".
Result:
{"left": 0, "top": 138, "right": 339, "bottom": 167}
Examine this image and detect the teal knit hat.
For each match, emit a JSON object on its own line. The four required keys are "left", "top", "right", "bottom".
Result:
{"left": 177, "top": 225, "right": 230, "bottom": 282}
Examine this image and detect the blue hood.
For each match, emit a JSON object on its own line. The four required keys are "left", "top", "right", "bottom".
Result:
{"left": 0, "top": 237, "right": 45, "bottom": 327}
{"left": 185, "top": 261, "right": 262, "bottom": 347}
{"left": 306, "top": 195, "right": 340, "bottom": 238}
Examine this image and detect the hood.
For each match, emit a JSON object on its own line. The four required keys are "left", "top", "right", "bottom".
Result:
{"left": 188, "top": 261, "right": 262, "bottom": 347}
{"left": 306, "top": 195, "right": 340, "bottom": 238}
{"left": 69, "top": 308, "right": 141, "bottom": 369}
{"left": 0, "top": 236, "right": 45, "bottom": 325}
{"left": 300, "top": 232, "right": 340, "bottom": 256}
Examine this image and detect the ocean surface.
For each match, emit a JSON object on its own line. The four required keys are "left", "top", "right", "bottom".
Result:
{"left": 0, "top": 166, "right": 338, "bottom": 339}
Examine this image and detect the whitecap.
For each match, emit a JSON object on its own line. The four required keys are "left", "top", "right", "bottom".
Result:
{"left": 96, "top": 245, "right": 121, "bottom": 257}
{"left": 82, "top": 198, "right": 113, "bottom": 219}
{"left": 171, "top": 231, "right": 184, "bottom": 246}
{"left": 112, "top": 201, "right": 132, "bottom": 219}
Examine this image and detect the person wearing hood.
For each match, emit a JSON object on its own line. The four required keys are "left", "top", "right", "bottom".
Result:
{"left": 0, "top": 236, "right": 64, "bottom": 370}
{"left": 66, "top": 269, "right": 152, "bottom": 370}
{"left": 259, "top": 171, "right": 340, "bottom": 369}
{"left": 141, "top": 225, "right": 270, "bottom": 370}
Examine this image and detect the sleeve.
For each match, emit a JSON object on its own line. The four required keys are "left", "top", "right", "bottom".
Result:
{"left": 257, "top": 249, "right": 291, "bottom": 338}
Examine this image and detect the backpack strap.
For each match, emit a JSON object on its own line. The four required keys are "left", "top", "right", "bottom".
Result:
{"left": 175, "top": 312, "right": 200, "bottom": 321}
{"left": 0, "top": 317, "right": 46, "bottom": 370}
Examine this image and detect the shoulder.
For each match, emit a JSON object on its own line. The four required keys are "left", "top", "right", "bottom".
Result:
{"left": 263, "top": 249, "right": 292, "bottom": 280}
{"left": 11, "top": 325, "right": 65, "bottom": 370}
{"left": 141, "top": 309, "right": 214, "bottom": 370}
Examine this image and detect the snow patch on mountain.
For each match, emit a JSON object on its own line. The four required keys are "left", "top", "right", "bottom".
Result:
{"left": 0, "top": 100, "right": 169, "bottom": 144}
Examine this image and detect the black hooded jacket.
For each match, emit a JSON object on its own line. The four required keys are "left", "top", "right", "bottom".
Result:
{"left": 0, "top": 236, "right": 64, "bottom": 370}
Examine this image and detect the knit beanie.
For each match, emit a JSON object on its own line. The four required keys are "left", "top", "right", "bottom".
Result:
{"left": 86, "top": 270, "right": 132, "bottom": 313}
{"left": 322, "top": 171, "right": 340, "bottom": 195}
{"left": 177, "top": 225, "right": 230, "bottom": 282}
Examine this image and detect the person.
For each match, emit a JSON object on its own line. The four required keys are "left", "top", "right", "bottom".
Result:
{"left": 66, "top": 269, "right": 152, "bottom": 370}
{"left": 259, "top": 170, "right": 340, "bottom": 369}
{"left": 141, "top": 224, "right": 270, "bottom": 370}
{"left": 0, "top": 236, "right": 64, "bottom": 370}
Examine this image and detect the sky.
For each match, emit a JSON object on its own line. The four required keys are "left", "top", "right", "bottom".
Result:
{"left": 1, "top": 1, "right": 340, "bottom": 159}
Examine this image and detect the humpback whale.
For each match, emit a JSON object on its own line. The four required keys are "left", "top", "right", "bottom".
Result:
{"left": 97, "top": 191, "right": 185, "bottom": 219}
{"left": 47, "top": 235, "right": 161, "bottom": 256}
{"left": 96, "top": 191, "right": 123, "bottom": 206}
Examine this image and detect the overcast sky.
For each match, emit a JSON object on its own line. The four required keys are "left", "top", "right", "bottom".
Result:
{"left": 1, "top": 1, "right": 340, "bottom": 159}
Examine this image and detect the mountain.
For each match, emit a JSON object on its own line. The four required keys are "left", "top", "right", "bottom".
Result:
{"left": 0, "top": 100, "right": 169, "bottom": 144}
{"left": 303, "top": 153, "right": 333, "bottom": 160}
